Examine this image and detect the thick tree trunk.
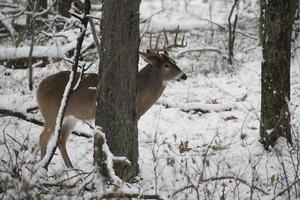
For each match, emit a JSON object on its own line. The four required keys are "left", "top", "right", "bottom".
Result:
{"left": 260, "top": 0, "right": 296, "bottom": 149}
{"left": 95, "top": 0, "right": 140, "bottom": 181}
{"left": 58, "top": 0, "right": 71, "bottom": 17}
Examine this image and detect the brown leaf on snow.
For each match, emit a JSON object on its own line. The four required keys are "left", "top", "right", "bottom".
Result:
{"left": 179, "top": 140, "right": 192, "bottom": 153}
{"left": 223, "top": 115, "right": 238, "bottom": 121}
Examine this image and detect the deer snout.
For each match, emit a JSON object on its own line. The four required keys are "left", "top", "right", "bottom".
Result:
{"left": 180, "top": 73, "right": 187, "bottom": 80}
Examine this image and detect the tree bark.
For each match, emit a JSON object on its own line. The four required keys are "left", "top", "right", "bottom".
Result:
{"left": 58, "top": 0, "right": 72, "bottom": 17}
{"left": 95, "top": 0, "right": 140, "bottom": 181}
{"left": 260, "top": 0, "right": 296, "bottom": 149}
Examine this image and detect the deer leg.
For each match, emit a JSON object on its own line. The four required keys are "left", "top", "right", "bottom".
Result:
{"left": 58, "top": 116, "right": 77, "bottom": 168}
{"left": 39, "top": 125, "right": 54, "bottom": 160}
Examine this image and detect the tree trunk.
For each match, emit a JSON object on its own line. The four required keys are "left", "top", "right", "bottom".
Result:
{"left": 58, "top": 0, "right": 71, "bottom": 17}
{"left": 95, "top": 0, "right": 140, "bottom": 181}
{"left": 260, "top": 0, "right": 296, "bottom": 149}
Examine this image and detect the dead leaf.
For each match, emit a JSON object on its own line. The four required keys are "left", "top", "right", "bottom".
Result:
{"left": 179, "top": 140, "right": 192, "bottom": 153}
{"left": 224, "top": 115, "right": 238, "bottom": 121}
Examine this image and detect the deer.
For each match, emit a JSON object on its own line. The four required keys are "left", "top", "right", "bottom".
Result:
{"left": 37, "top": 27, "right": 188, "bottom": 168}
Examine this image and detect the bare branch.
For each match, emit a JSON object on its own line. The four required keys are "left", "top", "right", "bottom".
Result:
{"left": 173, "top": 175, "right": 268, "bottom": 197}
{"left": 0, "top": 108, "right": 92, "bottom": 138}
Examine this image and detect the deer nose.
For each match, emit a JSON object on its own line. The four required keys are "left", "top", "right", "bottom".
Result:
{"left": 181, "top": 73, "right": 187, "bottom": 80}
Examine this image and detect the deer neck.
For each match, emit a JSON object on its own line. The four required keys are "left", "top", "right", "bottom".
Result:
{"left": 137, "top": 64, "right": 166, "bottom": 118}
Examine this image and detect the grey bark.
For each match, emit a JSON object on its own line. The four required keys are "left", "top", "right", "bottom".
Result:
{"left": 58, "top": 0, "right": 72, "bottom": 17}
{"left": 260, "top": 0, "right": 296, "bottom": 149}
{"left": 95, "top": 0, "right": 140, "bottom": 181}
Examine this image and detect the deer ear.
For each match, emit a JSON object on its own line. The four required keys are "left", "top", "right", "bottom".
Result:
{"left": 139, "top": 51, "right": 160, "bottom": 67}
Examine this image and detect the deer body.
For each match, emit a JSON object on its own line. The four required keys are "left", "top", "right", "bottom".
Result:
{"left": 38, "top": 27, "right": 187, "bottom": 168}
{"left": 38, "top": 59, "right": 186, "bottom": 168}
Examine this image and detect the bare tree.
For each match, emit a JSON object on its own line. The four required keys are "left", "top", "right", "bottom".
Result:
{"left": 95, "top": 0, "right": 141, "bottom": 181}
{"left": 260, "top": 0, "right": 297, "bottom": 148}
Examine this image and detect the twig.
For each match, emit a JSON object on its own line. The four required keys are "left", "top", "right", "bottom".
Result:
{"left": 196, "top": 17, "right": 257, "bottom": 40}
{"left": 3, "top": 124, "right": 14, "bottom": 169}
{"left": 0, "top": 108, "right": 43, "bottom": 126}
{"left": 173, "top": 175, "right": 268, "bottom": 197}
{"left": 271, "top": 178, "right": 300, "bottom": 199}
{"left": 27, "top": 0, "right": 57, "bottom": 90}
{"left": 89, "top": 18, "right": 101, "bottom": 56}
{"left": 178, "top": 48, "right": 224, "bottom": 59}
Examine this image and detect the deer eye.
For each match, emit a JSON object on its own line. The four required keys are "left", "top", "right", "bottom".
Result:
{"left": 164, "top": 63, "right": 171, "bottom": 68}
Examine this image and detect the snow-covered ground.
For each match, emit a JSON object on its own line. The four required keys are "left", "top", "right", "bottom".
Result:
{"left": 1, "top": 0, "right": 300, "bottom": 199}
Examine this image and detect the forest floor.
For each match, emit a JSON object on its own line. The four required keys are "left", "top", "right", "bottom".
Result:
{"left": 1, "top": 0, "right": 300, "bottom": 199}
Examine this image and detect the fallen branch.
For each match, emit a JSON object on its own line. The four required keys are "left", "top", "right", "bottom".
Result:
{"left": 178, "top": 48, "right": 223, "bottom": 56}
{"left": 0, "top": 43, "right": 76, "bottom": 68}
{"left": 157, "top": 102, "right": 234, "bottom": 114}
{"left": 0, "top": 108, "right": 92, "bottom": 138}
{"left": 0, "top": 108, "right": 43, "bottom": 126}
{"left": 99, "top": 192, "right": 164, "bottom": 200}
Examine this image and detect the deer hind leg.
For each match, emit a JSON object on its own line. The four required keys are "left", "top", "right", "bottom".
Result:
{"left": 58, "top": 116, "right": 77, "bottom": 168}
{"left": 39, "top": 124, "right": 54, "bottom": 160}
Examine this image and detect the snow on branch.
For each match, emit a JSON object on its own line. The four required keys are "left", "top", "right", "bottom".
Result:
{"left": 94, "top": 127, "right": 123, "bottom": 184}
{"left": 0, "top": 43, "right": 76, "bottom": 61}
{"left": 158, "top": 99, "right": 236, "bottom": 114}
{"left": 94, "top": 127, "right": 164, "bottom": 200}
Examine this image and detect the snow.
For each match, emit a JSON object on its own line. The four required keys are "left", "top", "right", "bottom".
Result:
{"left": 0, "top": 43, "right": 76, "bottom": 60}
{"left": 0, "top": 0, "right": 300, "bottom": 199}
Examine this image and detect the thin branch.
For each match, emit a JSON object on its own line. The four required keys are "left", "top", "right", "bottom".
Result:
{"left": 178, "top": 48, "right": 224, "bottom": 57}
{"left": 271, "top": 178, "right": 300, "bottom": 199}
{"left": 89, "top": 18, "right": 101, "bottom": 56}
{"left": 196, "top": 17, "right": 257, "bottom": 40}
{"left": 173, "top": 176, "right": 268, "bottom": 197}
{"left": 0, "top": 108, "right": 43, "bottom": 126}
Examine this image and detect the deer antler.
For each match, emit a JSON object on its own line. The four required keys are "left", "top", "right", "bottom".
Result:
{"left": 148, "top": 25, "right": 187, "bottom": 54}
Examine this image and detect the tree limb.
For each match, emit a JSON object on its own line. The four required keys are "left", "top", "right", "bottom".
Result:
{"left": 0, "top": 108, "right": 92, "bottom": 138}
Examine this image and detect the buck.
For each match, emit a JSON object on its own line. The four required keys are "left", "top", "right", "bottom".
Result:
{"left": 37, "top": 28, "right": 187, "bottom": 168}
